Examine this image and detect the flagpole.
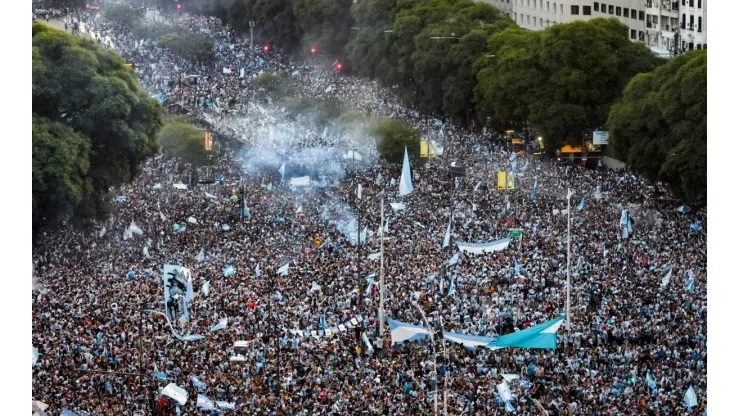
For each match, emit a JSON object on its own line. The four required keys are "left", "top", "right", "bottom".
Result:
{"left": 413, "top": 302, "right": 438, "bottom": 416}
{"left": 378, "top": 195, "right": 386, "bottom": 338}
{"left": 566, "top": 189, "right": 572, "bottom": 332}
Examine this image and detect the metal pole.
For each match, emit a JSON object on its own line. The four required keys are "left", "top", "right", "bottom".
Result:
{"left": 249, "top": 21, "right": 255, "bottom": 52}
{"left": 566, "top": 190, "right": 572, "bottom": 331}
{"left": 138, "top": 304, "right": 147, "bottom": 414}
{"left": 378, "top": 196, "right": 386, "bottom": 338}
{"left": 413, "top": 302, "right": 438, "bottom": 416}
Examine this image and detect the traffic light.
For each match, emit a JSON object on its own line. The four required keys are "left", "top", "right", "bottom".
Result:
{"left": 263, "top": 45, "right": 269, "bottom": 52}
{"left": 176, "top": 3, "right": 181, "bottom": 9}
{"left": 336, "top": 62, "right": 343, "bottom": 72}
{"left": 310, "top": 48, "right": 316, "bottom": 54}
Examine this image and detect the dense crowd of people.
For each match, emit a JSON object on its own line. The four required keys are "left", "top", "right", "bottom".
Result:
{"left": 32, "top": 4, "right": 707, "bottom": 416}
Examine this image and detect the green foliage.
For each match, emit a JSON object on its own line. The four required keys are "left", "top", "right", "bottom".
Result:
{"left": 371, "top": 118, "right": 421, "bottom": 165}
{"left": 32, "top": 23, "right": 162, "bottom": 230}
{"left": 475, "top": 18, "right": 662, "bottom": 152}
{"left": 132, "top": 22, "right": 181, "bottom": 41}
{"left": 282, "top": 96, "right": 316, "bottom": 114}
{"left": 158, "top": 33, "right": 214, "bottom": 61}
{"left": 159, "top": 122, "right": 216, "bottom": 167}
{"left": 104, "top": 4, "right": 143, "bottom": 27}
{"left": 316, "top": 98, "right": 347, "bottom": 125}
{"left": 252, "top": 72, "right": 282, "bottom": 92}
{"left": 291, "top": 0, "right": 355, "bottom": 56}
{"left": 606, "top": 50, "right": 706, "bottom": 203}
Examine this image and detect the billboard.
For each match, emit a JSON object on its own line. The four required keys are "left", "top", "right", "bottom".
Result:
{"left": 593, "top": 131, "right": 609, "bottom": 145}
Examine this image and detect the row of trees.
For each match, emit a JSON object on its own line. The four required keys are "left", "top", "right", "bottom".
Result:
{"left": 185, "top": 0, "right": 704, "bottom": 201}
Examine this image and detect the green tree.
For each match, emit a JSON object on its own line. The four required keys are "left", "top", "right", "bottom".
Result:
{"left": 254, "top": 0, "right": 301, "bottom": 53}
{"left": 104, "top": 4, "right": 143, "bottom": 27}
{"left": 291, "top": 0, "right": 354, "bottom": 57}
{"left": 159, "top": 122, "right": 217, "bottom": 167}
{"left": 32, "top": 23, "right": 162, "bottom": 229}
{"left": 371, "top": 118, "right": 421, "bottom": 165}
{"left": 346, "top": 0, "right": 401, "bottom": 79}
{"left": 32, "top": 115, "right": 93, "bottom": 228}
{"left": 158, "top": 33, "right": 214, "bottom": 61}
{"left": 606, "top": 50, "right": 706, "bottom": 202}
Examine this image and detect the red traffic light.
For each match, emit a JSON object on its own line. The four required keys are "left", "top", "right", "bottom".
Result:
{"left": 264, "top": 45, "right": 269, "bottom": 52}
{"left": 310, "top": 48, "right": 316, "bottom": 54}
{"left": 336, "top": 63, "right": 343, "bottom": 70}
{"left": 176, "top": 4, "right": 181, "bottom": 9}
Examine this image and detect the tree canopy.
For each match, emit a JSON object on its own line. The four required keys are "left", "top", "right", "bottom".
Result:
{"left": 606, "top": 50, "right": 706, "bottom": 203}
{"left": 159, "top": 120, "right": 217, "bottom": 167}
{"left": 371, "top": 118, "right": 421, "bottom": 166}
{"left": 32, "top": 23, "right": 163, "bottom": 230}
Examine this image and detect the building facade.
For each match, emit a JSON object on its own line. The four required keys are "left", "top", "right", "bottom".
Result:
{"left": 480, "top": 0, "right": 706, "bottom": 54}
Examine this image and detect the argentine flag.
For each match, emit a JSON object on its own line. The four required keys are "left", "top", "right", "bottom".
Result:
{"left": 399, "top": 146, "right": 414, "bottom": 196}
{"left": 365, "top": 274, "right": 375, "bottom": 296}
{"left": 216, "top": 401, "right": 236, "bottom": 410}
{"left": 277, "top": 263, "right": 289, "bottom": 276}
{"left": 278, "top": 163, "right": 286, "bottom": 180}
{"left": 210, "top": 317, "right": 228, "bottom": 332}
{"left": 684, "top": 385, "right": 698, "bottom": 409}
{"left": 223, "top": 265, "right": 235, "bottom": 277}
{"left": 449, "top": 253, "right": 459, "bottom": 266}
{"left": 577, "top": 199, "right": 585, "bottom": 211}
{"left": 202, "top": 280, "right": 211, "bottom": 297}
{"left": 197, "top": 394, "right": 214, "bottom": 411}
{"left": 448, "top": 276, "right": 456, "bottom": 296}
{"left": 442, "top": 221, "right": 452, "bottom": 249}
{"left": 530, "top": 178, "right": 538, "bottom": 201}
{"left": 646, "top": 371, "right": 657, "bottom": 389}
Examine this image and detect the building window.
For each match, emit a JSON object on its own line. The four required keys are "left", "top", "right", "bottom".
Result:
{"left": 630, "top": 29, "right": 636, "bottom": 39}
{"left": 681, "top": 14, "right": 686, "bottom": 28}
{"left": 689, "top": 0, "right": 694, "bottom": 6}
{"left": 689, "top": 15, "right": 694, "bottom": 29}
{"left": 514, "top": 12, "right": 517, "bottom": 21}
{"left": 639, "top": 11, "right": 645, "bottom": 20}
{"left": 698, "top": 17, "right": 702, "bottom": 32}
{"left": 698, "top": 0, "right": 702, "bottom": 8}
{"left": 682, "top": 0, "right": 685, "bottom": 5}
{"left": 631, "top": 9, "right": 636, "bottom": 19}
{"left": 527, "top": 0, "right": 530, "bottom": 7}
{"left": 606, "top": 5, "right": 612, "bottom": 14}
{"left": 638, "top": 30, "right": 644, "bottom": 40}
{"left": 540, "top": 17, "right": 543, "bottom": 27}
{"left": 624, "top": 8, "right": 629, "bottom": 18}
{"left": 594, "top": 2, "right": 599, "bottom": 12}
{"left": 540, "top": 0, "right": 543, "bottom": 9}
{"left": 601, "top": 4, "right": 606, "bottom": 13}
{"left": 571, "top": 5, "right": 579, "bottom": 14}
{"left": 560, "top": 4, "right": 563, "bottom": 13}
{"left": 696, "top": 44, "right": 701, "bottom": 50}
{"left": 528, "top": 15, "right": 530, "bottom": 25}
{"left": 616, "top": 6, "right": 621, "bottom": 16}
{"left": 689, "top": 42, "right": 694, "bottom": 50}
{"left": 547, "top": 2, "right": 550, "bottom": 11}
{"left": 554, "top": 3, "right": 557, "bottom": 13}
{"left": 583, "top": 5, "right": 592, "bottom": 15}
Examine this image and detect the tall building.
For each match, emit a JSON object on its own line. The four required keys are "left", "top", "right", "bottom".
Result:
{"left": 480, "top": 0, "right": 706, "bottom": 55}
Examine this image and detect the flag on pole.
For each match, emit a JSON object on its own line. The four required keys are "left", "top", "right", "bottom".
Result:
{"left": 255, "top": 263, "right": 262, "bottom": 277}
{"left": 442, "top": 221, "right": 451, "bottom": 249}
{"left": 277, "top": 263, "right": 289, "bottom": 276}
{"left": 202, "top": 281, "right": 210, "bottom": 297}
{"left": 357, "top": 183, "right": 363, "bottom": 199}
{"left": 530, "top": 178, "right": 538, "bottom": 201}
{"left": 447, "top": 275, "right": 456, "bottom": 296}
{"left": 449, "top": 253, "right": 459, "bottom": 266}
{"left": 223, "top": 265, "right": 235, "bottom": 277}
{"left": 185, "top": 277, "right": 194, "bottom": 302}
{"left": 278, "top": 163, "right": 285, "bottom": 181}
{"left": 399, "top": 147, "right": 414, "bottom": 196}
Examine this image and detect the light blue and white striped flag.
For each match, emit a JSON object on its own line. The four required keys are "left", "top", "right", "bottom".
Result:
{"left": 646, "top": 371, "right": 657, "bottom": 389}
{"left": 684, "top": 385, "right": 698, "bottom": 409}
{"left": 530, "top": 178, "right": 538, "bottom": 201}
{"left": 202, "top": 281, "right": 211, "bottom": 297}
{"left": 223, "top": 265, "right": 235, "bottom": 277}
{"left": 277, "top": 263, "right": 289, "bottom": 276}
{"left": 197, "top": 394, "right": 214, "bottom": 410}
{"left": 210, "top": 317, "right": 228, "bottom": 332}
{"left": 448, "top": 276, "right": 456, "bottom": 296}
{"left": 365, "top": 274, "right": 375, "bottom": 296}
{"left": 577, "top": 199, "right": 585, "bottom": 211}
{"left": 255, "top": 263, "right": 262, "bottom": 277}
{"left": 216, "top": 401, "right": 236, "bottom": 410}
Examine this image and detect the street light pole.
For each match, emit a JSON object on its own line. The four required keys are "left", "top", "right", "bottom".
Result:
{"left": 413, "top": 302, "right": 439, "bottom": 416}
{"left": 566, "top": 189, "right": 572, "bottom": 332}
{"left": 249, "top": 21, "right": 255, "bottom": 52}
{"left": 378, "top": 195, "right": 386, "bottom": 338}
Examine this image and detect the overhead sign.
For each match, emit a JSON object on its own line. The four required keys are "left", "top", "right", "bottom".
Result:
{"left": 420, "top": 140, "right": 429, "bottom": 157}
{"left": 497, "top": 172, "right": 506, "bottom": 190}
{"left": 593, "top": 131, "right": 609, "bottom": 145}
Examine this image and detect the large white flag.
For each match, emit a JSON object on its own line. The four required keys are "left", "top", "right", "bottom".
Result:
{"left": 399, "top": 146, "right": 414, "bottom": 196}
{"left": 442, "top": 221, "right": 451, "bottom": 249}
{"left": 278, "top": 163, "right": 286, "bottom": 180}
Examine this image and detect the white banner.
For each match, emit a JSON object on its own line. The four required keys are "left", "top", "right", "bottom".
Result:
{"left": 593, "top": 131, "right": 609, "bottom": 145}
